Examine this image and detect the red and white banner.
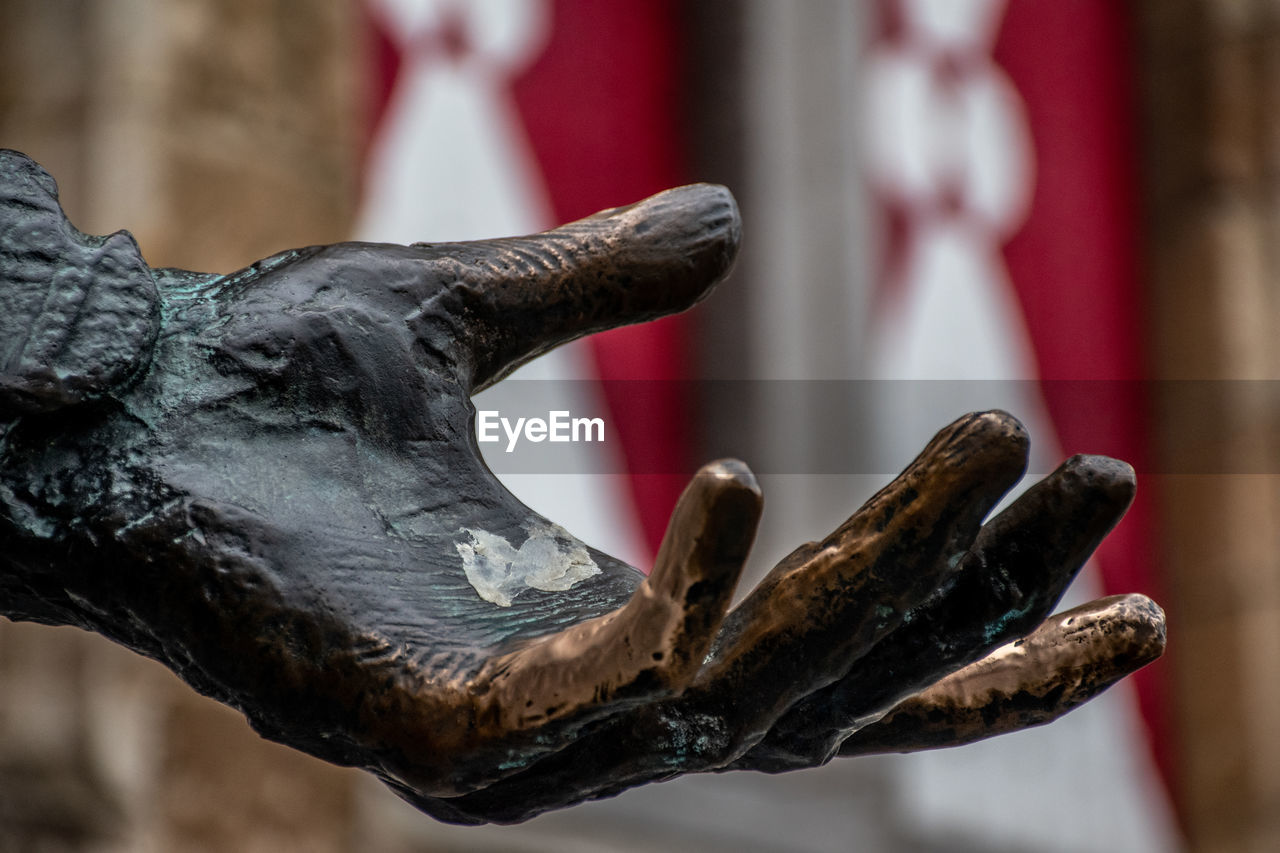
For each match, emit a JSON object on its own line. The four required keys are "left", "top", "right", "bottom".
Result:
{"left": 864, "top": 0, "right": 1176, "bottom": 848}
{"left": 355, "top": 0, "right": 1178, "bottom": 848}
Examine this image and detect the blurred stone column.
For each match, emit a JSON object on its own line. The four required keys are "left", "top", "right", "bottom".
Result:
{"left": 0, "top": 1, "right": 364, "bottom": 849}
{"left": 1138, "top": 1, "right": 1280, "bottom": 851}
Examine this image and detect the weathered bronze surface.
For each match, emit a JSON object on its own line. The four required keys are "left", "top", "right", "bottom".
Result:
{"left": 0, "top": 150, "right": 1164, "bottom": 824}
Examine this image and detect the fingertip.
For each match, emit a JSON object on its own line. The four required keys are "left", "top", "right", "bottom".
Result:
{"left": 885, "top": 411, "right": 1028, "bottom": 533}
{"left": 685, "top": 458, "right": 763, "bottom": 564}
{"left": 961, "top": 409, "right": 1030, "bottom": 445}
{"left": 926, "top": 410, "right": 1030, "bottom": 487}
{"left": 695, "top": 458, "right": 762, "bottom": 506}
{"left": 967, "top": 409, "right": 1032, "bottom": 470}
{"left": 619, "top": 183, "right": 742, "bottom": 290}
{"left": 1060, "top": 454, "right": 1137, "bottom": 509}
{"left": 969, "top": 455, "right": 1138, "bottom": 614}
{"left": 1083, "top": 593, "right": 1167, "bottom": 665}
{"left": 656, "top": 459, "right": 762, "bottom": 592}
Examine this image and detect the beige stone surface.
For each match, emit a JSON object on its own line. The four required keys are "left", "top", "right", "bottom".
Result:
{"left": 1139, "top": 1, "right": 1280, "bottom": 850}
{"left": 1, "top": 1, "right": 366, "bottom": 849}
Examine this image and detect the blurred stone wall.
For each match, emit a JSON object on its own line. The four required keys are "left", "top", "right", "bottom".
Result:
{"left": 0, "top": 1, "right": 364, "bottom": 849}
{"left": 1138, "top": 1, "right": 1280, "bottom": 851}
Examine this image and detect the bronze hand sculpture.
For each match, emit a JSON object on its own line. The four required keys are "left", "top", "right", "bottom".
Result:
{"left": 0, "top": 150, "right": 1164, "bottom": 824}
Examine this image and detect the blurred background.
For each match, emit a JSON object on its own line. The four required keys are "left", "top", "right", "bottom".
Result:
{"left": 0, "top": 0, "right": 1275, "bottom": 850}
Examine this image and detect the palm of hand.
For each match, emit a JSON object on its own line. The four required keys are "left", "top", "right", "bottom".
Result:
{"left": 0, "top": 150, "right": 1163, "bottom": 824}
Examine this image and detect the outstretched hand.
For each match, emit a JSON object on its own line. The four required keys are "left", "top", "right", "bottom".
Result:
{"left": 0, "top": 150, "right": 1163, "bottom": 824}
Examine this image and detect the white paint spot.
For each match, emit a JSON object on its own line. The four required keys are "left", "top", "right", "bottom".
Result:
{"left": 456, "top": 521, "right": 600, "bottom": 606}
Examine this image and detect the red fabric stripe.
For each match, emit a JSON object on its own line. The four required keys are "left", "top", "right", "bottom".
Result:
{"left": 360, "top": 6, "right": 402, "bottom": 170}
{"left": 994, "top": 2, "right": 1173, "bottom": 797}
